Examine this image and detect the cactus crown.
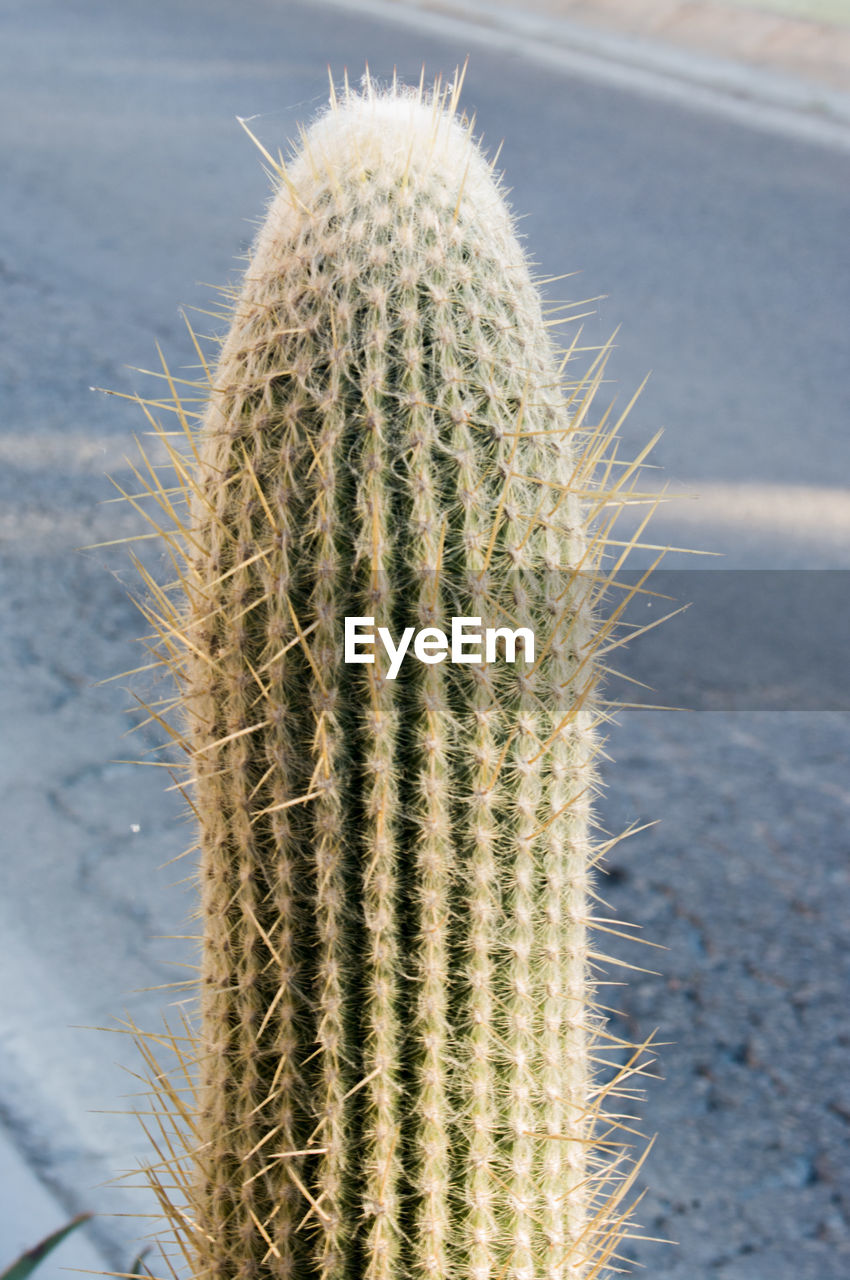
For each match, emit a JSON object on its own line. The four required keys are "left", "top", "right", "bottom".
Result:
{"left": 113, "top": 65, "right": 659, "bottom": 1280}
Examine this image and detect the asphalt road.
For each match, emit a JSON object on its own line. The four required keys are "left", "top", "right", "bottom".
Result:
{"left": 1, "top": 0, "right": 848, "bottom": 1275}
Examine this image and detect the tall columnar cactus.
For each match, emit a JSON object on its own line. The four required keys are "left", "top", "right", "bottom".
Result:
{"left": 124, "top": 68, "right": 656, "bottom": 1280}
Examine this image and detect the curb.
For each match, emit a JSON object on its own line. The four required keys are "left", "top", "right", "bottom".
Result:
{"left": 321, "top": 0, "right": 850, "bottom": 148}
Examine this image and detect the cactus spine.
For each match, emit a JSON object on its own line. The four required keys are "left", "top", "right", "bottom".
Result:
{"left": 124, "top": 68, "right": 655, "bottom": 1280}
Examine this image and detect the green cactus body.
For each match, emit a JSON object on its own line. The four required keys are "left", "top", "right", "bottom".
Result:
{"left": 124, "top": 71, "right": 654, "bottom": 1280}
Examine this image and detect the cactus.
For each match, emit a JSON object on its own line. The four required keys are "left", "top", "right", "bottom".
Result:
{"left": 119, "top": 67, "right": 658, "bottom": 1280}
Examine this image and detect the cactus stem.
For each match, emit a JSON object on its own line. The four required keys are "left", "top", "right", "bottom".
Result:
{"left": 108, "top": 66, "right": 666, "bottom": 1280}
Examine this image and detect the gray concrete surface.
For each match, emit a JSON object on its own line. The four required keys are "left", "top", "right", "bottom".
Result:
{"left": 0, "top": 1128, "right": 105, "bottom": 1280}
{"left": 1, "top": 0, "right": 848, "bottom": 1275}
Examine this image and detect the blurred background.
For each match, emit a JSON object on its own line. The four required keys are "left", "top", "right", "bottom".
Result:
{"left": 1, "top": 0, "right": 848, "bottom": 1275}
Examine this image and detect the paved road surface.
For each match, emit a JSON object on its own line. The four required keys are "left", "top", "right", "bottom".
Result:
{"left": 1, "top": 0, "right": 848, "bottom": 1274}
